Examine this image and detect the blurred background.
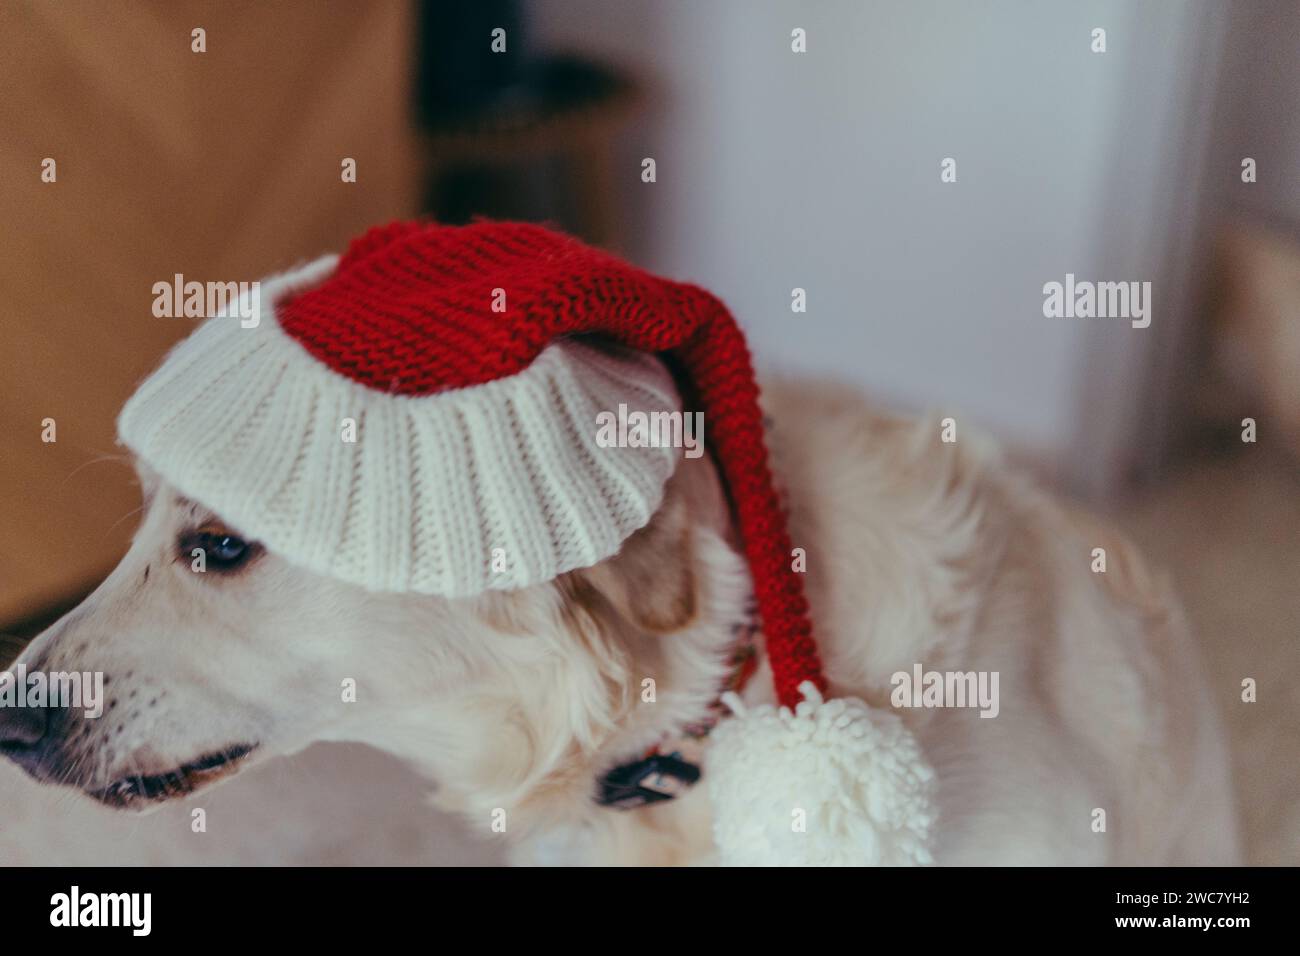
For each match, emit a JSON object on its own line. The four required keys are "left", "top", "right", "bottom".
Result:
{"left": 0, "top": 0, "right": 1296, "bottom": 864}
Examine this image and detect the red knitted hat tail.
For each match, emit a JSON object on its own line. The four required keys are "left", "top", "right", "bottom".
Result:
{"left": 671, "top": 297, "right": 827, "bottom": 709}
{"left": 278, "top": 221, "right": 828, "bottom": 709}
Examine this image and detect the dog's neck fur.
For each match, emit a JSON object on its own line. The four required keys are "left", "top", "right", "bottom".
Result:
{"left": 370, "top": 455, "right": 757, "bottom": 864}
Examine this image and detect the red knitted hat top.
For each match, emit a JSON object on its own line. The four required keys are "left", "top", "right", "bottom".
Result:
{"left": 276, "top": 220, "right": 826, "bottom": 709}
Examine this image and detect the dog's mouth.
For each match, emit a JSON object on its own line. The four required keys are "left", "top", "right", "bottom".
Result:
{"left": 87, "top": 743, "right": 258, "bottom": 809}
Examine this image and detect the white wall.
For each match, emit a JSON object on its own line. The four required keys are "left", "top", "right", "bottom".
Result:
{"left": 530, "top": 0, "right": 1221, "bottom": 496}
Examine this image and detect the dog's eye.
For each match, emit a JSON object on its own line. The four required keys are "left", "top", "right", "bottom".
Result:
{"left": 206, "top": 534, "right": 248, "bottom": 565}
{"left": 180, "top": 526, "right": 259, "bottom": 573}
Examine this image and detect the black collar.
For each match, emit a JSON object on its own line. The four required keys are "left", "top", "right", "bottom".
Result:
{"left": 594, "top": 602, "right": 760, "bottom": 810}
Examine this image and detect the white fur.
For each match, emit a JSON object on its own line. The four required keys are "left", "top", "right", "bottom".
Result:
{"left": 4, "top": 379, "right": 1240, "bottom": 865}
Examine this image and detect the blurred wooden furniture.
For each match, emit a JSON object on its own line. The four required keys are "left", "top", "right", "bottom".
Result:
{"left": 420, "top": 56, "right": 640, "bottom": 250}
{"left": 0, "top": 0, "right": 420, "bottom": 628}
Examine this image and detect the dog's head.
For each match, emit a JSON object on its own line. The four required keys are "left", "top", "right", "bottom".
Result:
{"left": 0, "top": 454, "right": 741, "bottom": 819}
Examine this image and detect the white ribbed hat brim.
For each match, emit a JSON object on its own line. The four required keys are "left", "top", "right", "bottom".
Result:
{"left": 118, "top": 256, "right": 683, "bottom": 597}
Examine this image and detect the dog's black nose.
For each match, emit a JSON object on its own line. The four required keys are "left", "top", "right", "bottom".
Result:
{"left": 0, "top": 703, "right": 50, "bottom": 762}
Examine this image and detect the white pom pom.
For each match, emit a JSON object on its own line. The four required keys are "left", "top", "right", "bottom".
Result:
{"left": 706, "top": 681, "right": 936, "bottom": 866}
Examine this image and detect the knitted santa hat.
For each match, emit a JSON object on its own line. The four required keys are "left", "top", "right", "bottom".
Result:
{"left": 118, "top": 221, "right": 934, "bottom": 864}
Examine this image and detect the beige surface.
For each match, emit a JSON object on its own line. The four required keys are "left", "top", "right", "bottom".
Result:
{"left": 0, "top": 0, "right": 420, "bottom": 625}
{"left": 0, "top": 741, "right": 504, "bottom": 866}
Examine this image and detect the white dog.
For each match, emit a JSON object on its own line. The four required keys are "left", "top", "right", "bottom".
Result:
{"left": 0, "top": 377, "right": 1239, "bottom": 865}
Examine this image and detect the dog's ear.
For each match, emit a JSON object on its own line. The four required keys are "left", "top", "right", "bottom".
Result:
{"left": 471, "top": 496, "right": 694, "bottom": 636}
{"left": 580, "top": 482, "right": 697, "bottom": 634}
{"left": 577, "top": 451, "right": 733, "bottom": 635}
{"left": 478, "top": 454, "right": 728, "bottom": 637}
